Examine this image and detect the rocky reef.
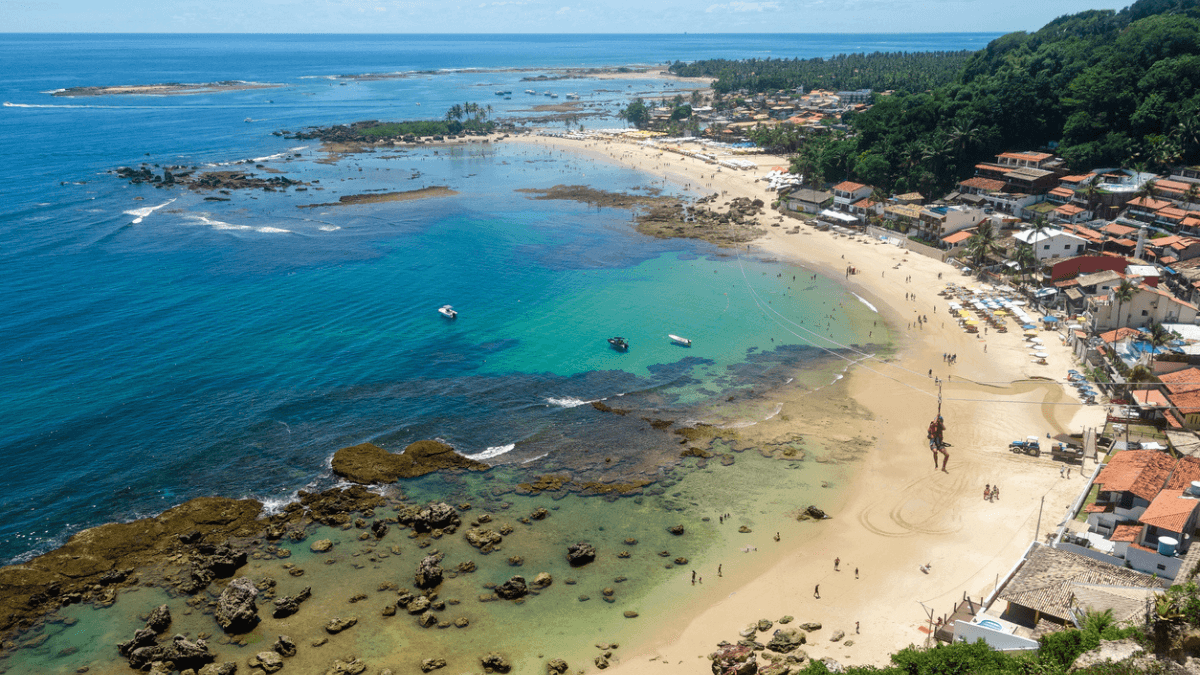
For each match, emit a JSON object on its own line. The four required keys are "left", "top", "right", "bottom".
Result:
{"left": 331, "top": 440, "right": 490, "bottom": 484}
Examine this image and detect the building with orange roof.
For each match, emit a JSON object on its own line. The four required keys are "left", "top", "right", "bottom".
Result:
{"left": 1132, "top": 488, "right": 1200, "bottom": 561}
{"left": 996, "top": 151, "right": 1054, "bottom": 169}
{"left": 1159, "top": 367, "right": 1200, "bottom": 395}
{"left": 1087, "top": 280, "right": 1199, "bottom": 331}
{"left": 1127, "top": 196, "right": 1172, "bottom": 223}
{"left": 1167, "top": 456, "right": 1200, "bottom": 490}
{"left": 959, "top": 176, "right": 1006, "bottom": 194}
{"left": 830, "top": 181, "right": 871, "bottom": 209}
{"left": 1102, "top": 222, "right": 1138, "bottom": 238}
{"left": 1095, "top": 449, "right": 1176, "bottom": 507}
{"left": 1053, "top": 203, "right": 1090, "bottom": 224}
{"left": 1047, "top": 186, "right": 1075, "bottom": 203}
{"left": 1155, "top": 179, "right": 1194, "bottom": 201}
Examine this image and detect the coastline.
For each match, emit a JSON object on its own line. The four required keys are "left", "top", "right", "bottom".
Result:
{"left": 506, "top": 132, "right": 1106, "bottom": 669}
{"left": 0, "top": 130, "right": 1105, "bottom": 673}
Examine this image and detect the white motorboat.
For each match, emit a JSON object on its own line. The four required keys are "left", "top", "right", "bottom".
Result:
{"left": 669, "top": 334, "right": 691, "bottom": 346}
{"left": 438, "top": 305, "right": 457, "bottom": 319}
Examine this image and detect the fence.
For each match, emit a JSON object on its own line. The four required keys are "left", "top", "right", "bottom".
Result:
{"left": 863, "top": 225, "right": 951, "bottom": 262}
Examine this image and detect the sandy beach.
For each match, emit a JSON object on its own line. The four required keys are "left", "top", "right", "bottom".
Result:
{"left": 509, "top": 132, "right": 1106, "bottom": 669}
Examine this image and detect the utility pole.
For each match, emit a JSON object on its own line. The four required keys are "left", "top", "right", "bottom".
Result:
{"left": 1035, "top": 495, "right": 1045, "bottom": 543}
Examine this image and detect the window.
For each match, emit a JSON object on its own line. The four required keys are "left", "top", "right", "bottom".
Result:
{"left": 1142, "top": 310, "right": 1149, "bottom": 316}
{"left": 1044, "top": 244, "right": 1050, "bottom": 250}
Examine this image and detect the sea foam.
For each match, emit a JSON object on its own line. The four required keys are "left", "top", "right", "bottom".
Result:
{"left": 851, "top": 292, "right": 878, "bottom": 313}
{"left": 464, "top": 443, "right": 515, "bottom": 461}
{"left": 546, "top": 396, "right": 591, "bottom": 408}
{"left": 124, "top": 198, "right": 176, "bottom": 224}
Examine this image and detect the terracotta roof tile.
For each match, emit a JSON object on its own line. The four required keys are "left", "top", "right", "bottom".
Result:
{"left": 1139, "top": 489, "right": 1199, "bottom": 533}
{"left": 1095, "top": 449, "right": 1176, "bottom": 501}
{"left": 1159, "top": 368, "right": 1200, "bottom": 395}
{"left": 1110, "top": 523, "right": 1142, "bottom": 542}
{"left": 1103, "top": 223, "right": 1137, "bottom": 237}
{"left": 1098, "top": 327, "right": 1143, "bottom": 344}
{"left": 1056, "top": 204, "right": 1086, "bottom": 215}
{"left": 961, "top": 176, "right": 1006, "bottom": 192}
{"left": 942, "top": 230, "right": 973, "bottom": 245}
{"left": 1129, "top": 196, "right": 1171, "bottom": 211}
{"left": 1050, "top": 187, "right": 1076, "bottom": 198}
{"left": 1169, "top": 390, "right": 1200, "bottom": 415}
{"left": 832, "top": 181, "right": 867, "bottom": 193}
{"left": 1167, "top": 456, "right": 1200, "bottom": 490}
{"left": 999, "top": 151, "right": 1052, "bottom": 162}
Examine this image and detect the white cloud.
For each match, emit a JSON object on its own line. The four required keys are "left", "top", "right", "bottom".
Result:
{"left": 704, "top": 0, "right": 779, "bottom": 11}
{"left": 556, "top": 5, "right": 570, "bottom": 13}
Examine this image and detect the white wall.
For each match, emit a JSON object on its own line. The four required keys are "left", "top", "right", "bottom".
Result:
{"left": 953, "top": 623, "right": 1039, "bottom": 651}
{"left": 1126, "top": 545, "right": 1183, "bottom": 580}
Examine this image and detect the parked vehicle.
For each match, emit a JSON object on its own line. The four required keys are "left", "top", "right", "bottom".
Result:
{"left": 1009, "top": 436, "right": 1041, "bottom": 457}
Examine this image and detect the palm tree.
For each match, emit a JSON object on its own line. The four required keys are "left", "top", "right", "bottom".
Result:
{"left": 964, "top": 220, "right": 1002, "bottom": 271}
{"left": 1185, "top": 183, "right": 1199, "bottom": 213}
{"left": 1013, "top": 243, "right": 1039, "bottom": 287}
{"left": 1135, "top": 178, "right": 1159, "bottom": 205}
{"left": 1112, "top": 279, "right": 1136, "bottom": 329}
{"left": 1146, "top": 321, "right": 1174, "bottom": 371}
{"left": 1082, "top": 175, "right": 1103, "bottom": 219}
{"left": 1080, "top": 607, "right": 1116, "bottom": 635}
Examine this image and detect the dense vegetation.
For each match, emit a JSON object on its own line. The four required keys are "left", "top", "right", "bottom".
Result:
{"left": 690, "top": 0, "right": 1200, "bottom": 196}
{"left": 668, "top": 51, "right": 976, "bottom": 95}
{"left": 358, "top": 102, "right": 496, "bottom": 138}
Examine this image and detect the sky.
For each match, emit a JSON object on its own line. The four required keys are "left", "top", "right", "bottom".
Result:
{"left": 6, "top": 0, "right": 1125, "bottom": 33}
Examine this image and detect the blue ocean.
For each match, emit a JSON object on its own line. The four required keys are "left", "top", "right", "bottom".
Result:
{"left": 0, "top": 33, "right": 1000, "bottom": 565}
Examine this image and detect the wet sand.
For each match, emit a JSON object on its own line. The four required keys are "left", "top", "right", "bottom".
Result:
{"left": 510, "top": 132, "right": 1105, "bottom": 669}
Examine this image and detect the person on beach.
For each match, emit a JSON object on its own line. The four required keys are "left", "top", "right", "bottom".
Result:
{"left": 718, "top": 564, "right": 722, "bottom": 577}
{"left": 814, "top": 584, "right": 820, "bottom": 599}
{"left": 692, "top": 570, "right": 696, "bottom": 584}
{"left": 835, "top": 557, "right": 840, "bottom": 571}
{"left": 985, "top": 484, "right": 991, "bottom": 500}
{"left": 855, "top": 567, "right": 859, "bottom": 579}
{"left": 856, "top": 621, "right": 860, "bottom": 634}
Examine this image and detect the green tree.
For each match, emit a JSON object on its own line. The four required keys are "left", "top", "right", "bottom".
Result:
{"left": 620, "top": 98, "right": 650, "bottom": 128}
{"left": 1113, "top": 278, "right": 1137, "bottom": 329}
{"left": 1013, "top": 243, "right": 1039, "bottom": 287}
{"left": 965, "top": 220, "right": 1002, "bottom": 270}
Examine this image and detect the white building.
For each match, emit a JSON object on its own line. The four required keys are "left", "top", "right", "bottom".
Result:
{"left": 1013, "top": 227, "right": 1088, "bottom": 261}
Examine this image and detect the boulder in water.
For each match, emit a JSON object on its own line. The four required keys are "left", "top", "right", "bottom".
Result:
{"left": 215, "top": 577, "right": 259, "bottom": 633}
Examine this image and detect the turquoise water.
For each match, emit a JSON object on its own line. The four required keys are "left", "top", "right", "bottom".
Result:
{"left": 0, "top": 33, "right": 958, "bottom": 563}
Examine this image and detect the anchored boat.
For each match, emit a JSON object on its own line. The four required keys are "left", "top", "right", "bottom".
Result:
{"left": 438, "top": 305, "right": 457, "bottom": 319}
{"left": 669, "top": 334, "right": 691, "bottom": 346}
{"left": 607, "top": 337, "right": 629, "bottom": 352}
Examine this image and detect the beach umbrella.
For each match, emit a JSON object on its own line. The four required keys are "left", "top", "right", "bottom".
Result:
{"left": 1022, "top": 324, "right": 1036, "bottom": 330}
{"left": 1035, "top": 352, "right": 1049, "bottom": 359}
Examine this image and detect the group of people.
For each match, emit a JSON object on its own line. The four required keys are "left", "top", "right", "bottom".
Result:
{"left": 942, "top": 353, "right": 957, "bottom": 364}
{"left": 984, "top": 484, "right": 1001, "bottom": 501}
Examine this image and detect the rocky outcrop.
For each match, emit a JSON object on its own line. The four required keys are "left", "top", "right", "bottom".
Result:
{"left": 273, "top": 586, "right": 311, "bottom": 618}
{"left": 567, "top": 542, "right": 596, "bottom": 567}
{"left": 399, "top": 502, "right": 462, "bottom": 534}
{"left": 310, "top": 539, "right": 333, "bottom": 553}
{"left": 118, "top": 627, "right": 158, "bottom": 657}
{"left": 465, "top": 528, "right": 503, "bottom": 553}
{"left": 712, "top": 644, "right": 757, "bottom": 675}
{"left": 546, "top": 658, "right": 569, "bottom": 674}
{"left": 371, "top": 520, "right": 389, "bottom": 539}
{"left": 1070, "top": 639, "right": 1146, "bottom": 670}
{"left": 414, "top": 554, "right": 444, "bottom": 589}
{"left": 274, "top": 635, "right": 297, "bottom": 657}
{"left": 667, "top": 525, "right": 685, "bottom": 536}
{"left": 331, "top": 441, "right": 489, "bottom": 484}
{"left": 199, "top": 663, "right": 239, "bottom": 675}
{"left": 496, "top": 576, "right": 529, "bottom": 600}
{"left": 215, "top": 577, "right": 259, "bottom": 633}
{"left": 145, "top": 604, "right": 172, "bottom": 633}
{"left": 766, "top": 628, "right": 806, "bottom": 653}
{"left": 128, "top": 635, "right": 216, "bottom": 671}
{"left": 250, "top": 650, "right": 284, "bottom": 673}
{"left": 481, "top": 652, "right": 511, "bottom": 673}
{"left": 325, "top": 616, "right": 358, "bottom": 634}
{"left": 532, "top": 572, "right": 553, "bottom": 589}
{"left": 421, "top": 657, "right": 447, "bottom": 672}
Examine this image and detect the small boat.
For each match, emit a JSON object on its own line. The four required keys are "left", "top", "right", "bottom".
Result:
{"left": 607, "top": 337, "right": 629, "bottom": 352}
{"left": 438, "top": 305, "right": 457, "bottom": 319}
{"left": 669, "top": 334, "right": 692, "bottom": 346}
{"left": 244, "top": 117, "right": 253, "bottom": 123}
